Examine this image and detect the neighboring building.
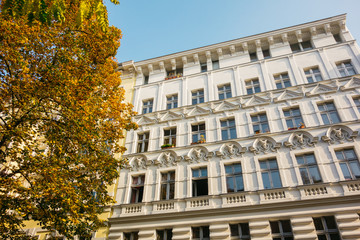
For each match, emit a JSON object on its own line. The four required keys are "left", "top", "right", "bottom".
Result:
{"left": 109, "top": 14, "right": 360, "bottom": 240}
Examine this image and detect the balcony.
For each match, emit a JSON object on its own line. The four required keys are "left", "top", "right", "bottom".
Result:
{"left": 111, "top": 180, "right": 360, "bottom": 218}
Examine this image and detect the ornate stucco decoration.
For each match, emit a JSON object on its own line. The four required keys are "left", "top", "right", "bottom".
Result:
{"left": 129, "top": 154, "right": 152, "bottom": 171}
{"left": 155, "top": 150, "right": 181, "bottom": 167}
{"left": 216, "top": 141, "right": 246, "bottom": 159}
{"left": 321, "top": 125, "right": 358, "bottom": 144}
{"left": 284, "top": 131, "right": 318, "bottom": 149}
{"left": 249, "top": 137, "right": 281, "bottom": 155}
{"left": 185, "top": 146, "right": 214, "bottom": 163}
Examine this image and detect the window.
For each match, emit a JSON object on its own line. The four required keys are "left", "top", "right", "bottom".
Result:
{"left": 212, "top": 60, "right": 220, "bottom": 70}
{"left": 283, "top": 107, "right": 303, "bottom": 129}
{"left": 262, "top": 49, "right": 271, "bottom": 59}
{"left": 137, "top": 132, "right": 149, "bottom": 153}
{"left": 335, "top": 149, "right": 360, "bottom": 180}
{"left": 218, "top": 84, "right": 232, "bottom": 100}
{"left": 192, "top": 123, "right": 206, "bottom": 143}
{"left": 221, "top": 118, "right": 237, "bottom": 140}
{"left": 225, "top": 163, "right": 244, "bottom": 193}
{"left": 313, "top": 216, "right": 340, "bottom": 240}
{"left": 163, "top": 128, "right": 176, "bottom": 146}
{"left": 296, "top": 154, "right": 322, "bottom": 184}
{"left": 192, "top": 226, "right": 210, "bottom": 240}
{"left": 166, "top": 94, "right": 178, "bottom": 109}
{"left": 270, "top": 220, "right": 293, "bottom": 240}
{"left": 317, "top": 102, "right": 341, "bottom": 124}
{"left": 353, "top": 97, "right": 360, "bottom": 113}
{"left": 160, "top": 171, "right": 175, "bottom": 200}
{"left": 274, "top": 73, "right": 291, "bottom": 89}
{"left": 166, "top": 68, "right": 183, "bottom": 79}
{"left": 251, "top": 113, "right": 269, "bottom": 134}
{"left": 230, "top": 223, "right": 250, "bottom": 240}
{"left": 200, "top": 62, "right": 207, "bottom": 72}
{"left": 333, "top": 33, "right": 342, "bottom": 43}
{"left": 130, "top": 175, "right": 145, "bottom": 203}
{"left": 290, "top": 40, "right": 313, "bottom": 53}
{"left": 304, "top": 67, "right": 323, "bottom": 83}
{"left": 144, "top": 75, "right": 149, "bottom": 85}
{"left": 192, "top": 167, "right": 208, "bottom": 197}
{"left": 249, "top": 52, "right": 258, "bottom": 61}
{"left": 156, "top": 229, "right": 172, "bottom": 240}
{"left": 336, "top": 61, "right": 356, "bottom": 77}
{"left": 192, "top": 89, "right": 205, "bottom": 105}
{"left": 142, "top": 99, "right": 153, "bottom": 114}
{"left": 260, "top": 159, "right": 282, "bottom": 189}
{"left": 245, "top": 78, "right": 261, "bottom": 94}
{"left": 124, "top": 232, "right": 139, "bottom": 240}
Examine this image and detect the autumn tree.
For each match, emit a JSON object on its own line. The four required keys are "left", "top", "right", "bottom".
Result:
{"left": 0, "top": 0, "right": 136, "bottom": 239}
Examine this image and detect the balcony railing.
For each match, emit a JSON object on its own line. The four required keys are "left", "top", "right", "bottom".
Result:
{"left": 112, "top": 180, "right": 360, "bottom": 218}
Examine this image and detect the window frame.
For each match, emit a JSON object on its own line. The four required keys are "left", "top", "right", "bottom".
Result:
{"left": 229, "top": 223, "right": 250, "bottom": 240}
{"left": 142, "top": 99, "right": 153, "bottom": 114}
{"left": 192, "top": 89, "right": 205, "bottom": 105}
{"left": 192, "top": 123, "right": 206, "bottom": 143}
{"left": 166, "top": 94, "right": 178, "bottom": 109}
{"left": 218, "top": 84, "right": 232, "bottom": 100}
{"left": 245, "top": 78, "right": 261, "bottom": 95}
{"left": 259, "top": 158, "right": 282, "bottom": 189}
{"left": 270, "top": 220, "right": 294, "bottom": 240}
{"left": 295, "top": 153, "right": 322, "bottom": 185}
{"left": 225, "top": 163, "right": 244, "bottom": 193}
{"left": 192, "top": 167, "right": 208, "bottom": 197}
{"left": 317, "top": 101, "right": 341, "bottom": 125}
{"left": 336, "top": 61, "right": 356, "bottom": 77}
{"left": 304, "top": 66, "right": 323, "bottom": 83}
{"left": 130, "top": 175, "right": 145, "bottom": 203}
{"left": 283, "top": 107, "right": 304, "bottom": 129}
{"left": 335, "top": 148, "right": 360, "bottom": 180}
{"left": 192, "top": 226, "right": 210, "bottom": 240}
{"left": 221, "top": 118, "right": 237, "bottom": 140}
{"left": 163, "top": 127, "right": 177, "bottom": 146}
{"left": 313, "top": 216, "right": 340, "bottom": 240}
{"left": 200, "top": 62, "right": 207, "bottom": 72}
{"left": 274, "top": 72, "right": 291, "bottom": 89}
{"left": 353, "top": 96, "right": 360, "bottom": 113}
{"left": 137, "top": 132, "right": 149, "bottom": 153}
{"left": 251, "top": 113, "right": 270, "bottom": 134}
{"left": 156, "top": 229, "right": 172, "bottom": 240}
{"left": 290, "top": 40, "right": 313, "bottom": 53}
{"left": 160, "top": 171, "right": 175, "bottom": 200}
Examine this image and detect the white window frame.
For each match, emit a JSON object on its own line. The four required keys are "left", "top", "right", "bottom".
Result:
{"left": 166, "top": 94, "right": 178, "bottom": 109}
{"left": 304, "top": 66, "right": 323, "bottom": 83}
{"left": 336, "top": 60, "right": 356, "bottom": 77}
{"left": 137, "top": 132, "right": 149, "bottom": 153}
{"left": 274, "top": 72, "right": 291, "bottom": 89}
{"left": 191, "top": 89, "right": 205, "bottom": 105}
{"left": 142, "top": 99, "right": 153, "bottom": 114}
{"left": 218, "top": 84, "right": 232, "bottom": 100}
{"left": 245, "top": 78, "right": 261, "bottom": 95}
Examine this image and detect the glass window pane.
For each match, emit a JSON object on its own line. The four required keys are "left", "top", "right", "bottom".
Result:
{"left": 344, "top": 149, "right": 356, "bottom": 159}
{"left": 192, "top": 169, "right": 199, "bottom": 178}
{"left": 281, "top": 220, "right": 292, "bottom": 232}
{"left": 270, "top": 221, "right": 280, "bottom": 233}
{"left": 305, "top": 154, "right": 316, "bottom": 164}
{"left": 192, "top": 228, "right": 200, "bottom": 238}
{"left": 260, "top": 161, "right": 268, "bottom": 170}
{"left": 329, "top": 112, "right": 340, "bottom": 123}
{"left": 254, "top": 86, "right": 261, "bottom": 93}
{"left": 329, "top": 234, "right": 341, "bottom": 240}
{"left": 349, "top": 161, "right": 360, "bottom": 178}
{"left": 309, "top": 166, "right": 322, "bottom": 183}
{"left": 240, "top": 223, "right": 250, "bottom": 236}
{"left": 225, "top": 165, "right": 233, "bottom": 174}
{"left": 313, "top": 218, "right": 324, "bottom": 230}
{"left": 271, "top": 171, "right": 282, "bottom": 188}
{"left": 234, "top": 164, "right": 242, "bottom": 173}
{"left": 226, "top": 176, "right": 234, "bottom": 192}
{"left": 300, "top": 168, "right": 310, "bottom": 184}
{"left": 340, "top": 163, "right": 352, "bottom": 180}
{"left": 324, "top": 216, "right": 337, "bottom": 230}
{"left": 260, "top": 114, "right": 267, "bottom": 121}
{"left": 230, "top": 224, "right": 238, "bottom": 236}
{"left": 335, "top": 151, "right": 344, "bottom": 160}
{"left": 284, "top": 80, "right": 292, "bottom": 88}
{"left": 262, "top": 172, "right": 271, "bottom": 189}
{"left": 230, "top": 128, "right": 237, "bottom": 139}
{"left": 296, "top": 156, "right": 305, "bottom": 165}
{"left": 269, "top": 160, "right": 278, "bottom": 169}
{"left": 235, "top": 176, "right": 244, "bottom": 191}
{"left": 201, "top": 168, "right": 207, "bottom": 177}
{"left": 222, "top": 129, "right": 229, "bottom": 140}
{"left": 286, "top": 119, "right": 294, "bottom": 128}
{"left": 321, "top": 114, "right": 330, "bottom": 125}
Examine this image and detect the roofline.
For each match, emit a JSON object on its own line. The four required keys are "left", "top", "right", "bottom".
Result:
{"left": 123, "top": 14, "right": 346, "bottom": 67}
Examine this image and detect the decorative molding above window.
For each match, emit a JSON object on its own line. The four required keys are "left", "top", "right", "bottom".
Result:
{"left": 249, "top": 137, "right": 281, "bottom": 155}
{"left": 321, "top": 125, "right": 358, "bottom": 144}
{"left": 155, "top": 150, "right": 181, "bottom": 167}
{"left": 284, "top": 131, "right": 318, "bottom": 149}
{"left": 185, "top": 146, "right": 214, "bottom": 163}
{"left": 216, "top": 141, "right": 246, "bottom": 159}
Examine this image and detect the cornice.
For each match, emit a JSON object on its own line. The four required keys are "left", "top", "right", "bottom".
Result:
{"left": 130, "top": 14, "right": 346, "bottom": 67}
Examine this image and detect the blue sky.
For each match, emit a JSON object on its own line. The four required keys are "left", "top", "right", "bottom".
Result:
{"left": 106, "top": 0, "right": 360, "bottom": 63}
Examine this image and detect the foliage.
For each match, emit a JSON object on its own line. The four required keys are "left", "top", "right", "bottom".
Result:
{"left": 0, "top": 1, "right": 137, "bottom": 239}
{"left": 1, "top": 0, "right": 120, "bottom": 31}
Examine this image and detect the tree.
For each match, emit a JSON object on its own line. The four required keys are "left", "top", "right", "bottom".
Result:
{"left": 0, "top": 1, "right": 137, "bottom": 239}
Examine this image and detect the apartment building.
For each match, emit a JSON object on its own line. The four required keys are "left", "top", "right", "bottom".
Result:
{"left": 108, "top": 14, "right": 360, "bottom": 240}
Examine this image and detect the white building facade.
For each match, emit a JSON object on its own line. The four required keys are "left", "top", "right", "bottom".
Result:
{"left": 109, "top": 14, "right": 360, "bottom": 240}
